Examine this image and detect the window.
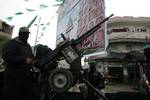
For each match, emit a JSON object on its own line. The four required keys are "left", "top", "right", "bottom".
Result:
{"left": 126, "top": 44, "right": 132, "bottom": 51}
{"left": 136, "top": 28, "right": 147, "bottom": 32}
{"left": 111, "top": 28, "right": 129, "bottom": 32}
{"left": 141, "top": 28, "right": 147, "bottom": 32}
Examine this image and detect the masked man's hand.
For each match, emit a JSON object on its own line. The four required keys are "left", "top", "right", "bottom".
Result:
{"left": 26, "top": 58, "right": 33, "bottom": 65}
{"left": 32, "top": 60, "right": 41, "bottom": 68}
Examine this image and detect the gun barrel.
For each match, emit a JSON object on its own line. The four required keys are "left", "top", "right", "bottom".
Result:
{"left": 83, "top": 78, "right": 107, "bottom": 100}
{"left": 75, "top": 14, "right": 114, "bottom": 44}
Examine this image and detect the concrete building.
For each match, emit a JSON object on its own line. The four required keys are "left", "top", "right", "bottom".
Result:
{"left": 0, "top": 20, "right": 13, "bottom": 69}
{"left": 90, "top": 16, "right": 150, "bottom": 83}
{"left": 0, "top": 20, "right": 13, "bottom": 37}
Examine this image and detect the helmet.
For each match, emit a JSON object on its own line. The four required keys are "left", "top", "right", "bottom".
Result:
{"left": 19, "top": 26, "right": 30, "bottom": 33}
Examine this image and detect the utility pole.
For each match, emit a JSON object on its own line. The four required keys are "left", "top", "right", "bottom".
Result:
{"left": 34, "top": 17, "right": 44, "bottom": 55}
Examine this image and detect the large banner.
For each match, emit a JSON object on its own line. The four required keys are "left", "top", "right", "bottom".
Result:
{"left": 56, "top": 0, "right": 106, "bottom": 53}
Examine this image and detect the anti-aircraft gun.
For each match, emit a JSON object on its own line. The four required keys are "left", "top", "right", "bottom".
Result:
{"left": 35, "top": 14, "right": 114, "bottom": 100}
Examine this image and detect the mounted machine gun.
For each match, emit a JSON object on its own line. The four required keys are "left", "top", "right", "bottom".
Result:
{"left": 35, "top": 14, "right": 114, "bottom": 100}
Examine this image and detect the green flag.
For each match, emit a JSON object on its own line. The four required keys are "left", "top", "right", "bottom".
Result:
{"left": 41, "top": 33, "right": 44, "bottom": 36}
{"left": 55, "top": 0, "right": 64, "bottom": 2}
{"left": 26, "top": 8, "right": 36, "bottom": 12}
{"left": 6, "top": 16, "right": 13, "bottom": 21}
{"left": 27, "top": 15, "right": 37, "bottom": 28}
{"left": 53, "top": 0, "right": 65, "bottom": 6}
{"left": 46, "top": 22, "right": 50, "bottom": 25}
{"left": 42, "top": 27, "right": 46, "bottom": 31}
{"left": 15, "top": 12, "right": 24, "bottom": 15}
{"left": 39, "top": 4, "right": 48, "bottom": 9}
{"left": 38, "top": 37, "right": 41, "bottom": 39}
{"left": 53, "top": 4, "right": 63, "bottom": 6}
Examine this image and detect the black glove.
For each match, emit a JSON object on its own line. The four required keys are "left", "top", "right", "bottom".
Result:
{"left": 33, "top": 60, "right": 41, "bottom": 68}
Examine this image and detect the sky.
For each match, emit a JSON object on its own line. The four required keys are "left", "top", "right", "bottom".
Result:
{"left": 0, "top": 0, "right": 150, "bottom": 49}
{"left": 0, "top": 0, "right": 59, "bottom": 49}
{"left": 105, "top": 0, "right": 150, "bottom": 17}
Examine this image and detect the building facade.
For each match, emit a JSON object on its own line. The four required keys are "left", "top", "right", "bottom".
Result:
{"left": 56, "top": 0, "right": 106, "bottom": 52}
{"left": 90, "top": 16, "right": 150, "bottom": 83}
{"left": 0, "top": 20, "right": 13, "bottom": 69}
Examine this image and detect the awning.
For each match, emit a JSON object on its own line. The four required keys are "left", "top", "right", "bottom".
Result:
{"left": 125, "top": 51, "right": 144, "bottom": 62}
{"left": 87, "top": 51, "right": 144, "bottom": 61}
{"left": 108, "top": 51, "right": 126, "bottom": 60}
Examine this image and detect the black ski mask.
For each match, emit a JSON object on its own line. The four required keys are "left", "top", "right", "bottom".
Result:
{"left": 18, "top": 27, "right": 30, "bottom": 43}
{"left": 19, "top": 32, "right": 29, "bottom": 43}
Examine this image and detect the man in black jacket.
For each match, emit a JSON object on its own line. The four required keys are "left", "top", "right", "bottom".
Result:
{"left": 87, "top": 61, "right": 105, "bottom": 100}
{"left": 2, "top": 26, "right": 35, "bottom": 100}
